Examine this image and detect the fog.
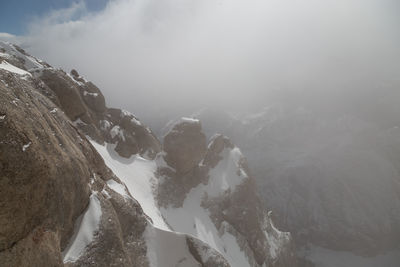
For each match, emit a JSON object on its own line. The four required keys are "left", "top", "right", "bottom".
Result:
{"left": 3, "top": 1, "right": 400, "bottom": 264}
{"left": 16, "top": 0, "right": 400, "bottom": 118}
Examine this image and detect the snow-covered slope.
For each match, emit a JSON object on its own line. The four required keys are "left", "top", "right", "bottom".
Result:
{"left": 180, "top": 106, "right": 400, "bottom": 266}
{"left": 0, "top": 41, "right": 48, "bottom": 71}
{"left": 63, "top": 193, "right": 102, "bottom": 263}
{"left": 89, "top": 118, "right": 295, "bottom": 267}
{"left": 90, "top": 141, "right": 169, "bottom": 231}
{"left": 0, "top": 60, "right": 32, "bottom": 77}
{"left": 159, "top": 146, "right": 253, "bottom": 267}
{"left": 156, "top": 120, "right": 295, "bottom": 266}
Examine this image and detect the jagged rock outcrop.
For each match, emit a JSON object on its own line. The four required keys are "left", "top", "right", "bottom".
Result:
{"left": 156, "top": 121, "right": 296, "bottom": 267}
{"left": 163, "top": 118, "right": 207, "bottom": 174}
{"left": 31, "top": 67, "right": 161, "bottom": 159}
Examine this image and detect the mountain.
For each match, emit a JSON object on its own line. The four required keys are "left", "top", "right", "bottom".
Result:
{"left": 0, "top": 41, "right": 295, "bottom": 267}
{"left": 165, "top": 104, "right": 400, "bottom": 266}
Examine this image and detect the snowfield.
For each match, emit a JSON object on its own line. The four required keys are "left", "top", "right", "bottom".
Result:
{"left": 160, "top": 146, "right": 251, "bottom": 267}
{"left": 90, "top": 141, "right": 169, "bottom": 231}
{"left": 145, "top": 226, "right": 200, "bottom": 267}
{"left": 91, "top": 140, "right": 257, "bottom": 266}
{"left": 0, "top": 61, "right": 32, "bottom": 76}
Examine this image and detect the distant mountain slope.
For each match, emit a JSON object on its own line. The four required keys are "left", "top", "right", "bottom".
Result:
{"left": 174, "top": 104, "right": 400, "bottom": 266}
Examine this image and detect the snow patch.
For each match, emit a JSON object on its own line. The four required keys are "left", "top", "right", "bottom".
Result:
{"left": 0, "top": 60, "right": 31, "bottom": 76}
{"left": 0, "top": 52, "right": 11, "bottom": 58}
{"left": 22, "top": 142, "right": 31, "bottom": 152}
{"left": 159, "top": 145, "right": 252, "bottom": 267}
{"left": 100, "top": 120, "right": 111, "bottom": 131}
{"left": 63, "top": 193, "right": 102, "bottom": 263}
{"left": 207, "top": 147, "right": 247, "bottom": 197}
{"left": 110, "top": 125, "right": 125, "bottom": 141}
{"left": 121, "top": 109, "right": 133, "bottom": 117}
{"left": 66, "top": 72, "right": 84, "bottom": 86}
{"left": 161, "top": 190, "right": 251, "bottom": 267}
{"left": 107, "top": 179, "right": 130, "bottom": 199}
{"left": 144, "top": 226, "right": 200, "bottom": 267}
{"left": 90, "top": 141, "right": 169, "bottom": 230}
{"left": 181, "top": 117, "right": 200, "bottom": 123}
{"left": 101, "top": 188, "right": 111, "bottom": 200}
{"left": 0, "top": 41, "right": 45, "bottom": 70}
{"left": 131, "top": 116, "right": 141, "bottom": 125}
{"left": 83, "top": 90, "right": 98, "bottom": 97}
{"left": 121, "top": 109, "right": 142, "bottom": 125}
{"left": 264, "top": 212, "right": 291, "bottom": 260}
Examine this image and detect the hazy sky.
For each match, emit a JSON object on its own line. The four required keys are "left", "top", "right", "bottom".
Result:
{"left": 3, "top": 0, "right": 400, "bottom": 116}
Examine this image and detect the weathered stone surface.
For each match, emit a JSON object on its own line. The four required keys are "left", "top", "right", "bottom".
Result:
{"left": 36, "top": 67, "right": 161, "bottom": 159}
{"left": 0, "top": 71, "right": 93, "bottom": 264}
{"left": 80, "top": 82, "right": 106, "bottom": 113}
{"left": 39, "top": 69, "right": 88, "bottom": 121}
{"left": 0, "top": 225, "right": 63, "bottom": 267}
{"left": 186, "top": 236, "right": 230, "bottom": 267}
{"left": 0, "top": 69, "right": 144, "bottom": 266}
{"left": 163, "top": 120, "right": 207, "bottom": 174}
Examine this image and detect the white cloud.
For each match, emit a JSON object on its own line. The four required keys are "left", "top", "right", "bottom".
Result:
{"left": 0, "top": 32, "right": 15, "bottom": 38}
{"left": 16, "top": 0, "right": 400, "bottom": 114}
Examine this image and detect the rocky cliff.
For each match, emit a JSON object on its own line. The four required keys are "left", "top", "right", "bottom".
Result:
{"left": 0, "top": 41, "right": 296, "bottom": 267}
{"left": 156, "top": 119, "right": 296, "bottom": 267}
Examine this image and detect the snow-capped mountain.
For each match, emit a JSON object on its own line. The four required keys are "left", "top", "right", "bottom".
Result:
{"left": 0, "top": 41, "right": 295, "bottom": 267}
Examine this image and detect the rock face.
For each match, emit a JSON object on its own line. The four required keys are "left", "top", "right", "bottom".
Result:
{"left": 163, "top": 118, "right": 207, "bottom": 174}
{"left": 0, "top": 41, "right": 236, "bottom": 267}
{"left": 0, "top": 64, "right": 151, "bottom": 266}
{"left": 157, "top": 121, "right": 296, "bottom": 267}
{"left": 31, "top": 67, "right": 161, "bottom": 159}
{"left": 0, "top": 68, "right": 114, "bottom": 266}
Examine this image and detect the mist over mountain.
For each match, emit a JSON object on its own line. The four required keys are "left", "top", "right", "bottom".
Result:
{"left": 1, "top": 0, "right": 400, "bottom": 266}
{"left": 8, "top": 0, "right": 400, "bottom": 116}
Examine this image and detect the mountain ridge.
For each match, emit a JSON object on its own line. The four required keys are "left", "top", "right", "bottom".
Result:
{"left": 0, "top": 41, "right": 295, "bottom": 267}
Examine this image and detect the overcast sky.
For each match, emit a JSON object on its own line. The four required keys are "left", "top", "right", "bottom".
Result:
{"left": 2, "top": 0, "right": 400, "bottom": 116}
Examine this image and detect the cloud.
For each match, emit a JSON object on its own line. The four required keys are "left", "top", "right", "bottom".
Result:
{"left": 0, "top": 32, "right": 16, "bottom": 38}
{"left": 15, "top": 0, "right": 400, "bottom": 115}
{"left": 0, "top": 32, "right": 17, "bottom": 43}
